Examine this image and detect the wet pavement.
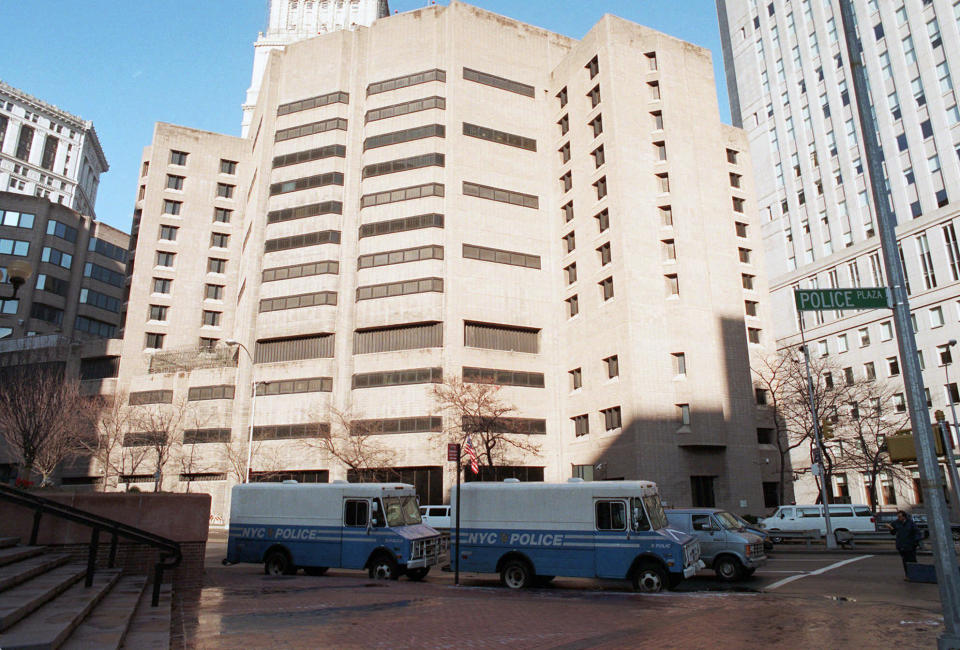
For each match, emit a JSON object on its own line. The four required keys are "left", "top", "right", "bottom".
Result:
{"left": 179, "top": 536, "right": 942, "bottom": 648}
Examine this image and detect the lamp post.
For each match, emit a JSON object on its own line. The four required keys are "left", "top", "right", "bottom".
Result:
{"left": 225, "top": 339, "right": 264, "bottom": 483}
{"left": 944, "top": 340, "right": 960, "bottom": 452}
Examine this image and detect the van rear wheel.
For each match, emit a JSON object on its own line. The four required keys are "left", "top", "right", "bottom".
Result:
{"left": 264, "top": 549, "right": 295, "bottom": 576}
{"left": 500, "top": 559, "right": 533, "bottom": 589}
{"left": 631, "top": 563, "right": 666, "bottom": 593}
{"left": 369, "top": 554, "right": 399, "bottom": 580}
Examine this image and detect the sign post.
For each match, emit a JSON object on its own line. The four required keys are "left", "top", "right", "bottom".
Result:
{"left": 448, "top": 443, "right": 461, "bottom": 586}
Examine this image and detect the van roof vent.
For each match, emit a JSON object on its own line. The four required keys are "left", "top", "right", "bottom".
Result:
{"left": 567, "top": 477, "right": 585, "bottom": 483}
{"left": 503, "top": 478, "right": 520, "bottom": 483}
{"left": 282, "top": 480, "right": 298, "bottom": 484}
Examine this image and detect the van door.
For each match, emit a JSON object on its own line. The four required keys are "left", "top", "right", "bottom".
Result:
{"left": 341, "top": 498, "right": 374, "bottom": 569}
{"left": 594, "top": 499, "right": 630, "bottom": 579}
{"left": 692, "top": 514, "right": 724, "bottom": 562}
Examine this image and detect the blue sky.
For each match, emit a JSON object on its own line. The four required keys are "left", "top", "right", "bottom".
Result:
{"left": 0, "top": 0, "right": 730, "bottom": 232}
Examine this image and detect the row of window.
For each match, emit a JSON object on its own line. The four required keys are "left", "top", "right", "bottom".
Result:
{"left": 362, "top": 153, "right": 444, "bottom": 179}
{"left": 267, "top": 200, "right": 342, "bottom": 224}
{"left": 259, "top": 290, "right": 338, "bottom": 313}
{"left": 569, "top": 355, "right": 620, "bottom": 391}
{"left": 272, "top": 144, "right": 346, "bottom": 169}
{"left": 269, "top": 171, "right": 343, "bottom": 196}
{"left": 572, "top": 406, "right": 623, "bottom": 436}
{"left": 262, "top": 260, "right": 338, "bottom": 283}
{"left": 363, "top": 124, "right": 444, "bottom": 151}
{"left": 264, "top": 229, "right": 341, "bottom": 253}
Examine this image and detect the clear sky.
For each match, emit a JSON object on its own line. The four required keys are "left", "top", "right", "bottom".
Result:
{"left": 0, "top": 0, "right": 730, "bottom": 232}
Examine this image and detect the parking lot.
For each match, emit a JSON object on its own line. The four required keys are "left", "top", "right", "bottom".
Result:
{"left": 179, "top": 536, "right": 943, "bottom": 648}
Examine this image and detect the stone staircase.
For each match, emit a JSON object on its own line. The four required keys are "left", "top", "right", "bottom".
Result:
{"left": 0, "top": 536, "right": 171, "bottom": 649}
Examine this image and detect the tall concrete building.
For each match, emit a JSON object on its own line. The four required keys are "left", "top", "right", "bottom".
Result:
{"left": 242, "top": 0, "right": 391, "bottom": 135}
{"left": 0, "top": 81, "right": 108, "bottom": 218}
{"left": 718, "top": 0, "right": 960, "bottom": 507}
{"left": 119, "top": 2, "right": 776, "bottom": 522}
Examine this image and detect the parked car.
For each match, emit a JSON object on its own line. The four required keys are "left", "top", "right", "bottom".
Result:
{"left": 758, "top": 504, "right": 875, "bottom": 541}
{"left": 665, "top": 508, "right": 766, "bottom": 581}
{"left": 905, "top": 510, "right": 960, "bottom": 541}
{"left": 419, "top": 505, "right": 451, "bottom": 530}
{"left": 731, "top": 512, "right": 774, "bottom": 551}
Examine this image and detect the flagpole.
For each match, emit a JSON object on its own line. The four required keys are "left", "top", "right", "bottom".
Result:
{"left": 455, "top": 442, "right": 461, "bottom": 586}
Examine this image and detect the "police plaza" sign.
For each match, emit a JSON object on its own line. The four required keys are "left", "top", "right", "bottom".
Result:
{"left": 794, "top": 287, "right": 890, "bottom": 311}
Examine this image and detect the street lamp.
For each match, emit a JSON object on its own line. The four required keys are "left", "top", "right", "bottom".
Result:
{"left": 943, "top": 340, "right": 960, "bottom": 451}
{"left": 6, "top": 260, "right": 32, "bottom": 298}
{"left": 224, "top": 339, "right": 266, "bottom": 483}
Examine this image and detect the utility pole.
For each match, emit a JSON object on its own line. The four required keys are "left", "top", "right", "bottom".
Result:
{"left": 838, "top": 2, "right": 960, "bottom": 646}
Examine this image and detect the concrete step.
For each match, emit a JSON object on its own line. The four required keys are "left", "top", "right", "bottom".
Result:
{"left": 0, "top": 569, "right": 122, "bottom": 650}
{"left": 120, "top": 583, "right": 172, "bottom": 650}
{"left": 0, "top": 564, "right": 85, "bottom": 631}
{"left": 61, "top": 575, "right": 147, "bottom": 650}
{"left": 0, "top": 553, "right": 71, "bottom": 592}
{"left": 0, "top": 546, "right": 45, "bottom": 568}
{"left": 0, "top": 537, "right": 20, "bottom": 549}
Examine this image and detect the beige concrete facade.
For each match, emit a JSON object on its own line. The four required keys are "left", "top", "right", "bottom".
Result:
{"left": 118, "top": 2, "right": 774, "bottom": 523}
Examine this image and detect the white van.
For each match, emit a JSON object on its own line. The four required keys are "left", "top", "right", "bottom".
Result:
{"left": 419, "top": 505, "right": 451, "bottom": 530}
{"left": 758, "top": 504, "right": 875, "bottom": 538}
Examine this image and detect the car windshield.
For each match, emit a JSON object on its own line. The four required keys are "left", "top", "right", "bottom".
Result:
{"left": 382, "top": 496, "right": 422, "bottom": 527}
{"left": 642, "top": 495, "right": 668, "bottom": 530}
{"left": 715, "top": 511, "right": 744, "bottom": 530}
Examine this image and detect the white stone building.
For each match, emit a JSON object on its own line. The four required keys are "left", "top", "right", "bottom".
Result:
{"left": 242, "top": 0, "right": 391, "bottom": 135}
{"left": 114, "top": 2, "right": 778, "bottom": 523}
{"left": 718, "top": 0, "right": 960, "bottom": 510}
{"left": 0, "top": 81, "right": 108, "bottom": 219}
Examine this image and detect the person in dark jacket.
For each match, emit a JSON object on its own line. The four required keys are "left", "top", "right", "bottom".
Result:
{"left": 887, "top": 510, "right": 922, "bottom": 577}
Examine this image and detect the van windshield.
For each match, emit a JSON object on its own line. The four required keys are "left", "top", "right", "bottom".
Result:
{"left": 642, "top": 495, "right": 668, "bottom": 530}
{"left": 382, "top": 496, "right": 422, "bottom": 526}
{"left": 715, "top": 511, "right": 744, "bottom": 530}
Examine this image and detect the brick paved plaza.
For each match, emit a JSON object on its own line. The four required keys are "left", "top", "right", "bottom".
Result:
{"left": 174, "top": 537, "right": 944, "bottom": 648}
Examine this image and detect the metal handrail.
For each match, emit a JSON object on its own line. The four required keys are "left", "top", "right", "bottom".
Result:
{"left": 0, "top": 484, "right": 182, "bottom": 606}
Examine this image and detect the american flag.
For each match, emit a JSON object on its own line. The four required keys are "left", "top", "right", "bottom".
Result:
{"left": 465, "top": 435, "right": 479, "bottom": 475}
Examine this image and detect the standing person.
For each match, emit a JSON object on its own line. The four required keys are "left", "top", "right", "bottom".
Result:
{"left": 887, "top": 510, "right": 922, "bottom": 578}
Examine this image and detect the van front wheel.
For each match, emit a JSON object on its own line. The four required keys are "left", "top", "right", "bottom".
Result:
{"left": 631, "top": 563, "right": 666, "bottom": 593}
{"left": 714, "top": 556, "right": 743, "bottom": 582}
{"left": 368, "top": 554, "right": 399, "bottom": 580}
{"left": 500, "top": 559, "right": 533, "bottom": 589}
{"left": 407, "top": 567, "right": 429, "bottom": 581}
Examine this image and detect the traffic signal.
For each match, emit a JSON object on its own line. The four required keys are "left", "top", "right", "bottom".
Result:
{"left": 820, "top": 419, "right": 834, "bottom": 440}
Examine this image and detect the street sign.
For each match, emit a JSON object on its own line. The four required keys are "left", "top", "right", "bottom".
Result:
{"left": 794, "top": 287, "right": 890, "bottom": 311}
{"left": 447, "top": 444, "right": 460, "bottom": 462}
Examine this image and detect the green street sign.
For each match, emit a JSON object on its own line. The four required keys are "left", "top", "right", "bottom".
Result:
{"left": 794, "top": 288, "right": 890, "bottom": 311}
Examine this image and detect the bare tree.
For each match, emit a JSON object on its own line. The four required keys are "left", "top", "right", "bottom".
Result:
{"left": 753, "top": 350, "right": 857, "bottom": 503}
{"left": 299, "top": 406, "right": 396, "bottom": 482}
{"left": 222, "top": 436, "right": 284, "bottom": 484}
{"left": 836, "top": 380, "right": 911, "bottom": 507}
{"left": 0, "top": 364, "right": 89, "bottom": 486}
{"left": 75, "top": 391, "right": 134, "bottom": 491}
{"left": 432, "top": 377, "right": 541, "bottom": 472}
{"left": 128, "top": 397, "right": 195, "bottom": 492}
{"left": 175, "top": 407, "right": 217, "bottom": 493}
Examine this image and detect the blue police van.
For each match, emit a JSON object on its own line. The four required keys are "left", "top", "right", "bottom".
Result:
{"left": 453, "top": 479, "right": 702, "bottom": 591}
{"left": 225, "top": 481, "right": 448, "bottom": 580}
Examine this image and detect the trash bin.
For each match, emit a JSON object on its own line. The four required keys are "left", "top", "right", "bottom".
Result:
{"left": 905, "top": 562, "right": 938, "bottom": 583}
